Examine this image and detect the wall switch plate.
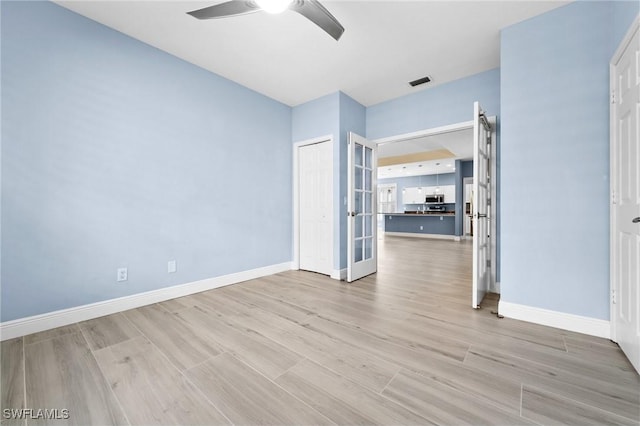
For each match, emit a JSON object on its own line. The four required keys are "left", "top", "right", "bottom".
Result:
{"left": 117, "top": 267, "right": 128, "bottom": 282}
{"left": 168, "top": 260, "right": 177, "bottom": 274}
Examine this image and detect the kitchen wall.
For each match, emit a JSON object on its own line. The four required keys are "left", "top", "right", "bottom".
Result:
{"left": 500, "top": 0, "right": 638, "bottom": 320}
{"left": 1, "top": 1, "right": 293, "bottom": 321}
{"left": 378, "top": 173, "right": 456, "bottom": 213}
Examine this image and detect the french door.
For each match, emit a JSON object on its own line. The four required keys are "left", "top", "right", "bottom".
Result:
{"left": 472, "top": 102, "right": 491, "bottom": 308}
{"left": 347, "top": 132, "right": 377, "bottom": 282}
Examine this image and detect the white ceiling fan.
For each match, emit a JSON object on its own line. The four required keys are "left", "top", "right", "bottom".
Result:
{"left": 187, "top": 0, "right": 345, "bottom": 41}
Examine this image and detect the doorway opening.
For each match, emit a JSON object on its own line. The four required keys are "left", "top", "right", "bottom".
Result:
{"left": 372, "top": 114, "right": 498, "bottom": 307}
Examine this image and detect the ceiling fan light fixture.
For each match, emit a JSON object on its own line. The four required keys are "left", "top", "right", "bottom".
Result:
{"left": 256, "top": 0, "right": 293, "bottom": 14}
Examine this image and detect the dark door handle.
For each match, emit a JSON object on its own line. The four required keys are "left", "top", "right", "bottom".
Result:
{"left": 633, "top": 217, "right": 640, "bottom": 223}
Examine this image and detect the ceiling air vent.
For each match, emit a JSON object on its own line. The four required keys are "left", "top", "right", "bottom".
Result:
{"left": 409, "top": 76, "right": 431, "bottom": 87}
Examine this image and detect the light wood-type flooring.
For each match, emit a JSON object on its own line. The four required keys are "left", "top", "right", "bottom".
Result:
{"left": 2, "top": 236, "right": 639, "bottom": 425}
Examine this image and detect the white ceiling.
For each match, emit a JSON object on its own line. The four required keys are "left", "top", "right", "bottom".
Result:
{"left": 54, "top": 0, "right": 569, "bottom": 107}
{"left": 377, "top": 126, "right": 472, "bottom": 179}
{"left": 378, "top": 127, "right": 474, "bottom": 159}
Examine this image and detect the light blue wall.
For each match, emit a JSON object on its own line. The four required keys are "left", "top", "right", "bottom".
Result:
{"left": 292, "top": 92, "right": 340, "bottom": 270}
{"left": 292, "top": 91, "right": 365, "bottom": 271}
{"left": 291, "top": 92, "right": 340, "bottom": 143}
{"left": 339, "top": 93, "right": 366, "bottom": 269}
{"left": 500, "top": 1, "right": 635, "bottom": 320}
{"left": 1, "top": 1, "right": 292, "bottom": 321}
{"left": 366, "top": 68, "right": 500, "bottom": 140}
{"left": 612, "top": 1, "right": 639, "bottom": 53}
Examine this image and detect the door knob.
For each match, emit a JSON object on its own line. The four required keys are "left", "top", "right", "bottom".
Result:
{"left": 633, "top": 217, "right": 640, "bottom": 223}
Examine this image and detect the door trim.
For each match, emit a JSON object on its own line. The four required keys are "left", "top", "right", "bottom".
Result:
{"left": 292, "top": 135, "right": 335, "bottom": 276}
{"left": 610, "top": 15, "right": 640, "bottom": 343}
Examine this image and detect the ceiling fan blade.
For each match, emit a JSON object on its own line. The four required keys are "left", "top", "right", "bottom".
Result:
{"left": 290, "top": 0, "right": 344, "bottom": 41}
{"left": 187, "top": 1, "right": 260, "bottom": 20}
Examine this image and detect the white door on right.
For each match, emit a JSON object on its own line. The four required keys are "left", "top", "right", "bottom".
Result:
{"left": 611, "top": 19, "right": 639, "bottom": 373}
{"left": 472, "top": 101, "right": 491, "bottom": 309}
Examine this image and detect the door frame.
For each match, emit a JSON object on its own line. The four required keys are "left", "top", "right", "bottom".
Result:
{"left": 372, "top": 118, "right": 498, "bottom": 293}
{"left": 609, "top": 15, "right": 640, "bottom": 343}
{"left": 293, "top": 135, "right": 335, "bottom": 275}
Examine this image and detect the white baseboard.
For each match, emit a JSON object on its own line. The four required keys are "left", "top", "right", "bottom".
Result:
{"left": 384, "top": 232, "right": 457, "bottom": 241}
{"left": 331, "top": 268, "right": 346, "bottom": 281}
{"left": 0, "top": 262, "right": 293, "bottom": 341}
{"left": 498, "top": 300, "right": 610, "bottom": 339}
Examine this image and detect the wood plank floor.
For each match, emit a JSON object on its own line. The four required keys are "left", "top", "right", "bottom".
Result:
{"left": 2, "top": 236, "right": 639, "bottom": 425}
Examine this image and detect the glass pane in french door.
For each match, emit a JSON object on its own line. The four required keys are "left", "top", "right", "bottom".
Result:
{"left": 355, "top": 144, "right": 363, "bottom": 167}
{"left": 354, "top": 238, "right": 363, "bottom": 262}
{"left": 355, "top": 191, "right": 363, "bottom": 214}
{"left": 354, "top": 145, "right": 374, "bottom": 264}
{"left": 364, "top": 237, "right": 373, "bottom": 260}
{"left": 355, "top": 166, "right": 363, "bottom": 191}
{"left": 355, "top": 215, "right": 363, "bottom": 239}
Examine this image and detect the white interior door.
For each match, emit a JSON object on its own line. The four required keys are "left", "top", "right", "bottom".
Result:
{"left": 611, "top": 18, "right": 639, "bottom": 373}
{"left": 299, "top": 141, "right": 333, "bottom": 276}
{"left": 472, "top": 102, "right": 491, "bottom": 308}
{"left": 347, "top": 132, "right": 377, "bottom": 282}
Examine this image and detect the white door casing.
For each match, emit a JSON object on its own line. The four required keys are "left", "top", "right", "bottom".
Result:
{"left": 347, "top": 132, "right": 377, "bottom": 282}
{"left": 294, "top": 137, "right": 334, "bottom": 276}
{"left": 472, "top": 101, "right": 491, "bottom": 308}
{"left": 610, "top": 17, "right": 640, "bottom": 373}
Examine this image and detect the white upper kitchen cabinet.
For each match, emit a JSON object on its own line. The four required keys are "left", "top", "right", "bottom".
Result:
{"left": 442, "top": 185, "right": 456, "bottom": 203}
{"left": 402, "top": 187, "right": 423, "bottom": 204}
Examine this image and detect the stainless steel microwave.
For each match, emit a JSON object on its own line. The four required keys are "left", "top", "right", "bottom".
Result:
{"left": 425, "top": 194, "right": 445, "bottom": 204}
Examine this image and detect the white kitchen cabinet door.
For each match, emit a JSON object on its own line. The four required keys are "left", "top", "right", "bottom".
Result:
{"left": 443, "top": 185, "right": 456, "bottom": 203}
{"left": 402, "top": 187, "right": 422, "bottom": 204}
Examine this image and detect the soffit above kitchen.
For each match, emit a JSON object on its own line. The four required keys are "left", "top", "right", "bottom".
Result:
{"left": 377, "top": 126, "right": 472, "bottom": 179}
{"left": 53, "top": 0, "right": 570, "bottom": 107}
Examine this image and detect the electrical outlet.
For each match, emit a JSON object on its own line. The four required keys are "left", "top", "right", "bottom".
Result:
{"left": 117, "top": 267, "right": 128, "bottom": 282}
{"left": 440, "top": 216, "right": 443, "bottom": 221}
{"left": 168, "top": 260, "right": 177, "bottom": 274}
{"left": 420, "top": 225, "right": 423, "bottom": 230}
